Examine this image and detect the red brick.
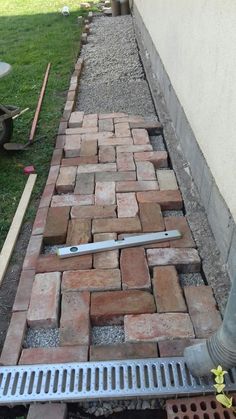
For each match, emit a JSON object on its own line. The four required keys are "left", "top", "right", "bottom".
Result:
{"left": 96, "top": 171, "right": 136, "bottom": 182}
{"left": 117, "top": 192, "right": 138, "bottom": 217}
{"left": 66, "top": 126, "right": 98, "bottom": 135}
{"left": 55, "top": 135, "right": 65, "bottom": 149}
{"left": 82, "top": 131, "right": 114, "bottom": 141}
{"left": 98, "top": 136, "right": 133, "bottom": 146}
{"left": 121, "top": 247, "right": 150, "bottom": 290}
{"left": 71, "top": 204, "right": 116, "bottom": 219}
{"left": 23, "top": 235, "right": 43, "bottom": 270}
{"left": 39, "top": 184, "right": 55, "bottom": 208}
{"left": 46, "top": 165, "right": 60, "bottom": 185}
{"left": 56, "top": 166, "right": 77, "bottom": 193}
{"left": 115, "top": 122, "right": 130, "bottom": 137}
{"left": 64, "top": 134, "right": 82, "bottom": 157}
{"left": 156, "top": 169, "right": 178, "bottom": 190}
{"left": 75, "top": 172, "right": 94, "bottom": 194}
{"left": 80, "top": 139, "right": 97, "bottom": 156}
{"left": 132, "top": 128, "right": 150, "bottom": 144}
{"left": 116, "top": 180, "right": 158, "bottom": 192}
{"left": 27, "top": 272, "right": 61, "bottom": 328}
{"left": 137, "top": 190, "right": 183, "bottom": 210}
{"left": 43, "top": 207, "right": 70, "bottom": 245}
{"left": 51, "top": 148, "right": 63, "bottom": 166}
{"left": 158, "top": 338, "right": 205, "bottom": 357}
{"left": 124, "top": 313, "right": 195, "bottom": 342}
{"left": 51, "top": 194, "right": 94, "bottom": 207}
{"left": 99, "top": 118, "right": 114, "bottom": 132}
{"left": 99, "top": 112, "right": 127, "bottom": 119}
{"left": 95, "top": 182, "right": 116, "bottom": 205}
{"left": 61, "top": 156, "right": 98, "bottom": 166}
{"left": 152, "top": 266, "right": 187, "bottom": 312}
{"left": 99, "top": 145, "right": 116, "bottom": 163}
{"left": 60, "top": 292, "right": 90, "bottom": 345}
{"left": 134, "top": 151, "right": 168, "bottom": 168}
{"left": 90, "top": 342, "right": 158, "bottom": 361}
{"left": 66, "top": 219, "right": 91, "bottom": 245}
{"left": 36, "top": 254, "right": 92, "bottom": 273}
{"left": 129, "top": 121, "right": 163, "bottom": 132}
{"left": 69, "top": 111, "right": 84, "bottom": 128}
{"left": 32, "top": 207, "right": 48, "bottom": 235}
{"left": 19, "top": 346, "right": 88, "bottom": 365}
{"left": 13, "top": 270, "right": 35, "bottom": 312}
{"left": 92, "top": 217, "right": 142, "bottom": 234}
{"left": 62, "top": 269, "right": 121, "bottom": 292}
{"left": 27, "top": 403, "right": 67, "bottom": 419}
{"left": 147, "top": 248, "right": 201, "bottom": 273}
{"left": 77, "top": 162, "right": 117, "bottom": 173}
{"left": 117, "top": 152, "right": 135, "bottom": 171}
{"left": 136, "top": 161, "right": 156, "bottom": 181}
{"left": 117, "top": 144, "right": 153, "bottom": 154}
{"left": 0, "top": 312, "right": 27, "bottom": 365}
{"left": 93, "top": 232, "right": 119, "bottom": 269}
{"left": 184, "top": 286, "right": 222, "bottom": 338}
{"left": 139, "top": 202, "right": 165, "bottom": 232}
{"left": 91, "top": 290, "right": 156, "bottom": 325}
{"left": 114, "top": 116, "right": 145, "bottom": 124}
{"left": 164, "top": 216, "right": 196, "bottom": 248}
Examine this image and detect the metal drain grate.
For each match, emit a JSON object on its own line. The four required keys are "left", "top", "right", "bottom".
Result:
{"left": 0, "top": 358, "right": 236, "bottom": 405}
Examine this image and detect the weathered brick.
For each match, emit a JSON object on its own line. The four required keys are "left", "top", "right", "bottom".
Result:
{"left": 66, "top": 219, "right": 91, "bottom": 245}
{"left": 139, "top": 202, "right": 165, "bottom": 232}
{"left": 69, "top": 111, "right": 84, "bottom": 128}
{"left": 99, "top": 112, "right": 127, "bottom": 119}
{"left": 39, "top": 184, "right": 55, "bottom": 208}
{"left": 60, "top": 292, "right": 90, "bottom": 345}
{"left": 158, "top": 338, "right": 205, "bottom": 357}
{"left": 98, "top": 136, "right": 133, "bottom": 146}
{"left": 13, "top": 270, "right": 35, "bottom": 312}
{"left": 93, "top": 232, "right": 119, "bottom": 269}
{"left": 117, "top": 144, "right": 153, "bottom": 153}
{"left": 51, "top": 194, "right": 94, "bottom": 207}
{"left": 27, "top": 272, "right": 61, "bottom": 328}
{"left": 99, "top": 118, "right": 114, "bottom": 132}
{"left": 99, "top": 145, "right": 116, "bottom": 163}
{"left": 23, "top": 235, "right": 43, "bottom": 270}
{"left": 115, "top": 122, "right": 130, "bottom": 137}
{"left": 20, "top": 346, "right": 88, "bottom": 365}
{"left": 36, "top": 254, "right": 92, "bottom": 273}
{"left": 61, "top": 156, "right": 98, "bottom": 166}
{"left": 164, "top": 216, "right": 196, "bottom": 248}
{"left": 95, "top": 171, "right": 136, "bottom": 182}
{"left": 117, "top": 192, "right": 138, "bottom": 217}
{"left": 55, "top": 135, "right": 65, "bottom": 149}
{"left": 124, "top": 313, "right": 195, "bottom": 342}
{"left": 82, "top": 117, "right": 97, "bottom": 129}
{"left": 75, "top": 172, "right": 94, "bottom": 194}
{"left": 92, "top": 217, "right": 142, "bottom": 234}
{"left": 62, "top": 100, "right": 73, "bottom": 121}
{"left": 71, "top": 204, "right": 116, "bottom": 219}
{"left": 114, "top": 116, "right": 144, "bottom": 124}
{"left": 82, "top": 131, "right": 114, "bottom": 141}
{"left": 90, "top": 342, "right": 158, "bottom": 361}
{"left": 62, "top": 269, "right": 121, "bottom": 292}
{"left": 129, "top": 120, "right": 163, "bottom": 133}
{"left": 58, "top": 121, "right": 67, "bottom": 135}
{"left": 46, "top": 165, "right": 60, "bottom": 185}
{"left": 56, "top": 166, "right": 77, "bottom": 193}
{"left": 132, "top": 128, "right": 150, "bottom": 144}
{"left": 184, "top": 286, "right": 222, "bottom": 338}
{"left": 156, "top": 169, "right": 178, "bottom": 190}
{"left": 136, "top": 161, "right": 156, "bottom": 180}
{"left": 32, "top": 207, "right": 48, "bottom": 235}
{"left": 80, "top": 139, "right": 97, "bottom": 156}
{"left": 137, "top": 190, "right": 183, "bottom": 210}
{"left": 147, "top": 248, "right": 201, "bottom": 273}
{"left": 27, "top": 403, "right": 67, "bottom": 419}
{"left": 152, "top": 266, "right": 187, "bottom": 312}
{"left": 77, "top": 163, "right": 117, "bottom": 173}
{"left": 67, "top": 89, "right": 76, "bottom": 102}
{"left": 66, "top": 126, "right": 98, "bottom": 135}
{"left": 121, "top": 247, "right": 150, "bottom": 290}
{"left": 91, "top": 290, "right": 156, "bottom": 325}
{"left": 64, "top": 134, "right": 82, "bottom": 157}
{"left": 117, "top": 152, "right": 135, "bottom": 171}
{"left": 0, "top": 312, "right": 27, "bottom": 365}
{"left": 43, "top": 207, "right": 70, "bottom": 245}
{"left": 134, "top": 151, "right": 168, "bottom": 168}
{"left": 51, "top": 148, "right": 63, "bottom": 166}
{"left": 95, "top": 182, "right": 116, "bottom": 205}
{"left": 116, "top": 180, "right": 158, "bottom": 192}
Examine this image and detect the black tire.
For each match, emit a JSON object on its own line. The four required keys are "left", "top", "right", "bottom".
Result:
{"left": 0, "top": 109, "right": 13, "bottom": 146}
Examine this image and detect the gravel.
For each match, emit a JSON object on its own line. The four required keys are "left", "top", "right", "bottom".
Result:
{"left": 163, "top": 210, "right": 184, "bottom": 217}
{"left": 24, "top": 328, "right": 60, "bottom": 348}
{"left": 179, "top": 273, "right": 205, "bottom": 287}
{"left": 92, "top": 325, "right": 125, "bottom": 345}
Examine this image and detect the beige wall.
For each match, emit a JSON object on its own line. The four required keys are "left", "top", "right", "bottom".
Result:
{"left": 134, "top": 0, "right": 236, "bottom": 222}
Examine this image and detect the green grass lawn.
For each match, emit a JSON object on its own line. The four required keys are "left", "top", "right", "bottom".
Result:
{"left": 0, "top": 0, "right": 96, "bottom": 250}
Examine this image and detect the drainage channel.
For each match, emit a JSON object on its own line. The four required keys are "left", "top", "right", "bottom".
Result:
{"left": 0, "top": 358, "right": 236, "bottom": 405}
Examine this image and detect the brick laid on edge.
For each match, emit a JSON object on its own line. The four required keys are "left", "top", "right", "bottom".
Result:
{"left": 0, "top": 312, "right": 27, "bottom": 365}
{"left": 56, "top": 166, "right": 77, "bottom": 193}
{"left": 23, "top": 235, "right": 43, "bottom": 270}
{"left": 13, "top": 270, "right": 35, "bottom": 312}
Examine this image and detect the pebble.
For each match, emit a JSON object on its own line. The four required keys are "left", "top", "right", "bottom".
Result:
{"left": 92, "top": 325, "right": 125, "bottom": 345}
{"left": 24, "top": 328, "right": 60, "bottom": 348}
{"left": 179, "top": 272, "right": 205, "bottom": 287}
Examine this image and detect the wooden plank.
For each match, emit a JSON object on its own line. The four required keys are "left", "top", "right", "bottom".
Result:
{"left": 0, "top": 174, "right": 37, "bottom": 285}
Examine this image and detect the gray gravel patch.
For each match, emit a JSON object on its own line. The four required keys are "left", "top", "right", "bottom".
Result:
{"left": 24, "top": 328, "right": 60, "bottom": 348}
{"left": 92, "top": 325, "right": 125, "bottom": 345}
{"left": 179, "top": 273, "right": 205, "bottom": 287}
{"left": 163, "top": 210, "right": 184, "bottom": 217}
{"left": 43, "top": 244, "right": 65, "bottom": 255}
{"left": 150, "top": 135, "right": 166, "bottom": 151}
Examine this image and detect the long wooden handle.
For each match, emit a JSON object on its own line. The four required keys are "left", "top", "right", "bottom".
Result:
{"left": 29, "top": 63, "right": 51, "bottom": 142}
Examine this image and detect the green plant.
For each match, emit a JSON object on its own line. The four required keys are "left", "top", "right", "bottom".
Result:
{"left": 211, "top": 365, "right": 236, "bottom": 413}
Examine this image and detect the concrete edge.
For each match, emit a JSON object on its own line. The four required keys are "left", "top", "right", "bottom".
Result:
{"left": 132, "top": 3, "right": 235, "bottom": 284}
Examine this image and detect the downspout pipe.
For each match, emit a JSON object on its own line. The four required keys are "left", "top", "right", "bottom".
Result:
{"left": 184, "top": 278, "right": 236, "bottom": 377}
